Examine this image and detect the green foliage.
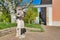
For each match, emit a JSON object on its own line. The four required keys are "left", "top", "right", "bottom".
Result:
{"left": 24, "top": 7, "right": 38, "bottom": 24}
{"left": 0, "top": 12, "right": 11, "bottom": 22}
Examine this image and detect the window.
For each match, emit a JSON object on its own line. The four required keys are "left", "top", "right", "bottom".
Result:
{"left": 41, "top": 0, "right": 52, "bottom": 4}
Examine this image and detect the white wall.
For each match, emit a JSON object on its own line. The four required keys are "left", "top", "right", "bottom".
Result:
{"left": 52, "top": 21, "right": 60, "bottom": 26}
{"left": 46, "top": 7, "right": 52, "bottom": 26}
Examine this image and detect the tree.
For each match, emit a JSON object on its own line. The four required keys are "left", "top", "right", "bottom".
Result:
{"left": 0, "top": 0, "right": 11, "bottom": 22}
{"left": 24, "top": 7, "right": 38, "bottom": 24}
{"left": 0, "top": 0, "right": 33, "bottom": 23}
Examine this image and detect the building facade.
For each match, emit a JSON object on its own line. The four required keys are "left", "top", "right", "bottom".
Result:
{"left": 39, "top": 0, "right": 60, "bottom": 26}
{"left": 52, "top": 0, "right": 60, "bottom": 26}
{"left": 41, "top": 0, "right": 52, "bottom": 4}
{"left": 40, "top": 0, "right": 52, "bottom": 25}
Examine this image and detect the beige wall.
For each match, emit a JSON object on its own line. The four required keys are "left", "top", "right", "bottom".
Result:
{"left": 53, "top": 0, "right": 60, "bottom": 21}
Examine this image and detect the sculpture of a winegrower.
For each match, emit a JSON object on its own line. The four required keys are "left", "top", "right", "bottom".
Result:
{"left": 15, "top": 0, "right": 33, "bottom": 39}
{"left": 16, "top": 6, "right": 26, "bottom": 38}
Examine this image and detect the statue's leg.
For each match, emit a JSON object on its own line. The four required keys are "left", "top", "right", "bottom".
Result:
{"left": 17, "top": 20, "right": 23, "bottom": 38}
{"left": 18, "top": 28, "right": 22, "bottom": 38}
{"left": 16, "top": 19, "right": 22, "bottom": 38}
{"left": 16, "top": 19, "right": 19, "bottom": 37}
{"left": 21, "top": 20, "right": 24, "bottom": 28}
{"left": 16, "top": 28, "right": 19, "bottom": 37}
{"left": 16, "top": 28, "right": 22, "bottom": 38}
{"left": 21, "top": 20, "right": 25, "bottom": 38}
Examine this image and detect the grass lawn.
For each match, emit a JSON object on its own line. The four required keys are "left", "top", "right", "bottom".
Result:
{"left": 0, "top": 22, "right": 44, "bottom": 32}
{"left": 0, "top": 22, "right": 16, "bottom": 30}
{"left": 25, "top": 23, "right": 44, "bottom": 32}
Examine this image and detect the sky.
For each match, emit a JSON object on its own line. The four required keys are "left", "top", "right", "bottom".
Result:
{"left": 32, "top": 0, "right": 41, "bottom": 5}
{"left": 10, "top": 0, "right": 41, "bottom": 5}
{"left": 22, "top": 0, "right": 41, "bottom": 5}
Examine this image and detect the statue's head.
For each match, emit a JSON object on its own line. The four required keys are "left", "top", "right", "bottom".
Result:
{"left": 16, "top": 6, "right": 24, "bottom": 18}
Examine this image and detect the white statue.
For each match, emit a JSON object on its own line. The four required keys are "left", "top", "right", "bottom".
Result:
{"left": 16, "top": 6, "right": 26, "bottom": 38}
{"left": 15, "top": 0, "right": 33, "bottom": 38}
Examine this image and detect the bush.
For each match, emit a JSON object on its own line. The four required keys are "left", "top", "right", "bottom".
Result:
{"left": 24, "top": 7, "right": 38, "bottom": 24}
{"left": 0, "top": 12, "right": 11, "bottom": 22}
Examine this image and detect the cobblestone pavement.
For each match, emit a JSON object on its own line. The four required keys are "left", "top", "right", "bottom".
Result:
{"left": 0, "top": 26, "right": 60, "bottom": 40}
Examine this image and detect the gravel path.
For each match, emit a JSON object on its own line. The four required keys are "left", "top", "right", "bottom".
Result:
{"left": 0, "top": 26, "right": 60, "bottom": 40}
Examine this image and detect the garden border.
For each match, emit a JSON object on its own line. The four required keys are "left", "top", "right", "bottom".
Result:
{"left": 0, "top": 27, "right": 41, "bottom": 37}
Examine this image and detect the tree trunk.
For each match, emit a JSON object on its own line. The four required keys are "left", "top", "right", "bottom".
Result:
{"left": 10, "top": 11, "right": 16, "bottom": 23}
{"left": 8, "top": 2, "right": 16, "bottom": 23}
{"left": 28, "top": 20, "right": 30, "bottom": 24}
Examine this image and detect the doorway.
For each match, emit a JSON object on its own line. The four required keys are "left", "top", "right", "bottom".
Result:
{"left": 39, "top": 7, "right": 46, "bottom": 25}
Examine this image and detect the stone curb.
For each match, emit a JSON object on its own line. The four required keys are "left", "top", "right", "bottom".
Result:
{"left": 26, "top": 27, "right": 41, "bottom": 31}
